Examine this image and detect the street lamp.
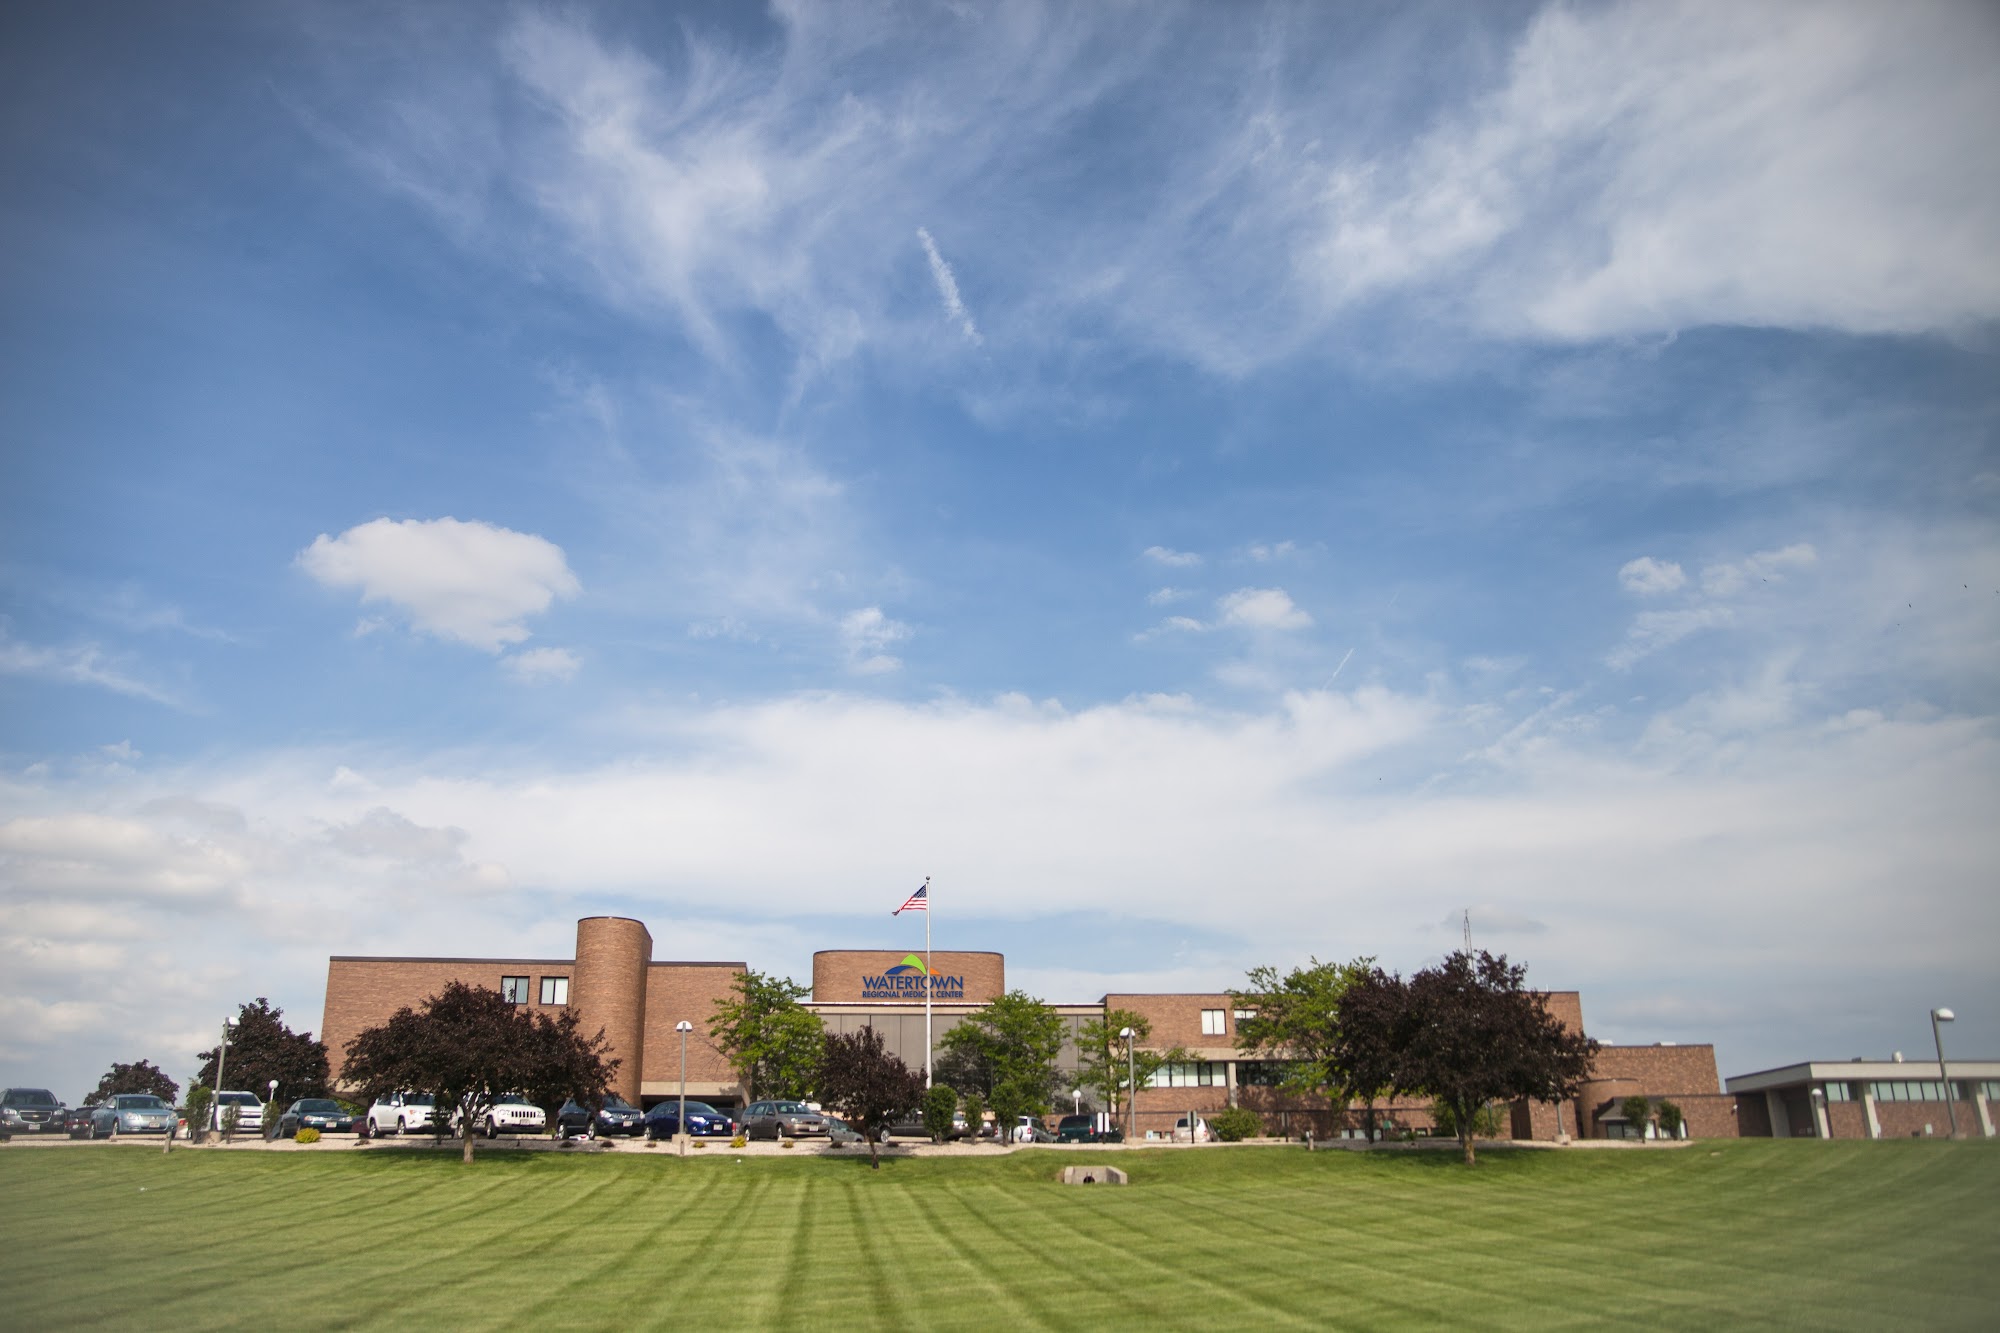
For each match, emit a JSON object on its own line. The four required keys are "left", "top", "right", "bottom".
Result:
{"left": 211, "top": 1018, "right": 236, "bottom": 1138}
{"left": 675, "top": 1020, "right": 693, "bottom": 1156}
{"left": 1932, "top": 1008, "right": 1958, "bottom": 1139}
{"left": 266, "top": 1079, "right": 278, "bottom": 1134}
{"left": 1119, "top": 1027, "right": 1135, "bottom": 1142}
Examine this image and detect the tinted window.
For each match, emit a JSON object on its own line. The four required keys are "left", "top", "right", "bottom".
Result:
{"left": 298, "top": 1100, "right": 341, "bottom": 1112}
{"left": 3, "top": 1089, "right": 58, "bottom": 1107}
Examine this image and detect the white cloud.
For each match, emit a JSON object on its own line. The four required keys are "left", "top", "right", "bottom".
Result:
{"left": 840, "top": 606, "right": 911, "bottom": 675}
{"left": 1701, "top": 543, "right": 1818, "bottom": 597}
{"left": 297, "top": 517, "right": 581, "bottom": 653}
{"left": 326, "top": 807, "right": 469, "bottom": 864}
{"left": 0, "top": 631, "right": 184, "bottom": 708}
{"left": 505, "top": 646, "right": 582, "bottom": 684}
{"left": 1304, "top": 0, "right": 2000, "bottom": 340}
{"left": 1246, "top": 541, "right": 1298, "bottom": 563}
{"left": 1146, "top": 587, "right": 1191, "bottom": 606}
{"left": 1218, "top": 587, "right": 1313, "bottom": 631}
{"left": 1607, "top": 605, "right": 1735, "bottom": 671}
{"left": 1619, "top": 557, "right": 1687, "bottom": 596}
{"left": 916, "top": 227, "right": 981, "bottom": 344}
{"left": 0, "top": 813, "right": 246, "bottom": 904}
{"left": 1144, "top": 546, "right": 1203, "bottom": 568}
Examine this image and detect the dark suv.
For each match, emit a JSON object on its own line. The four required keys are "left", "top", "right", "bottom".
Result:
{"left": 1056, "top": 1114, "right": 1122, "bottom": 1143}
{"left": 1, "top": 1087, "right": 66, "bottom": 1135}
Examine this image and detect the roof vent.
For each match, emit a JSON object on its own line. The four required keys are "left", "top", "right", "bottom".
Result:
{"left": 1893, "top": 1051, "right": 1905, "bottom": 1063}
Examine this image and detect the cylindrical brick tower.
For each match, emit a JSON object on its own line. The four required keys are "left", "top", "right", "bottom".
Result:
{"left": 571, "top": 917, "right": 651, "bottom": 1106}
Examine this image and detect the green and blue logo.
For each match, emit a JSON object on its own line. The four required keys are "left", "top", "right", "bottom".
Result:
{"left": 863, "top": 955, "right": 965, "bottom": 998}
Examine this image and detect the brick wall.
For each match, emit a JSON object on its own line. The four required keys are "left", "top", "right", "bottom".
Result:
{"left": 1103, "top": 993, "right": 1238, "bottom": 1058}
{"left": 1875, "top": 1098, "right": 1980, "bottom": 1139}
{"left": 322, "top": 956, "right": 573, "bottom": 1087}
{"left": 637, "top": 962, "right": 746, "bottom": 1102}
{"left": 811, "top": 951, "right": 1004, "bottom": 1005}
{"left": 573, "top": 917, "right": 651, "bottom": 1106}
{"left": 1588, "top": 1044, "right": 1722, "bottom": 1095}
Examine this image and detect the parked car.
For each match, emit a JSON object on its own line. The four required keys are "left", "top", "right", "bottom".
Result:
{"left": 1012, "top": 1115, "right": 1056, "bottom": 1143}
{"left": 86, "top": 1094, "right": 176, "bottom": 1138}
{"left": 1055, "top": 1114, "right": 1123, "bottom": 1144}
{"left": 1173, "top": 1115, "right": 1213, "bottom": 1143}
{"left": 555, "top": 1094, "right": 646, "bottom": 1139}
{"left": 65, "top": 1106, "right": 96, "bottom": 1138}
{"left": 210, "top": 1090, "right": 265, "bottom": 1134}
{"left": 1, "top": 1087, "right": 66, "bottom": 1135}
{"left": 878, "top": 1109, "right": 970, "bottom": 1142}
{"left": 740, "top": 1100, "right": 827, "bottom": 1140}
{"left": 276, "top": 1099, "right": 355, "bottom": 1137}
{"left": 364, "top": 1091, "right": 437, "bottom": 1136}
{"left": 825, "top": 1116, "right": 866, "bottom": 1146}
{"left": 643, "top": 1099, "right": 733, "bottom": 1140}
{"left": 457, "top": 1093, "right": 546, "bottom": 1139}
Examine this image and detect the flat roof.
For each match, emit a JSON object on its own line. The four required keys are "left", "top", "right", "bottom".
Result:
{"left": 1727, "top": 1060, "right": 2000, "bottom": 1093}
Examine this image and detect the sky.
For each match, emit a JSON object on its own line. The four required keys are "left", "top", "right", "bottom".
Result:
{"left": 2, "top": 0, "right": 1997, "bottom": 1105}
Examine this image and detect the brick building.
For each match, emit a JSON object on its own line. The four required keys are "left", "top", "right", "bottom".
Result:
{"left": 322, "top": 915, "right": 1737, "bottom": 1140}
{"left": 1726, "top": 1059, "right": 2000, "bottom": 1140}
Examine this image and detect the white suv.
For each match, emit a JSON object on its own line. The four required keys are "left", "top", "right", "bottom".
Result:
{"left": 366, "top": 1091, "right": 436, "bottom": 1135}
{"left": 454, "top": 1093, "right": 546, "bottom": 1139}
{"left": 211, "top": 1091, "right": 265, "bottom": 1134}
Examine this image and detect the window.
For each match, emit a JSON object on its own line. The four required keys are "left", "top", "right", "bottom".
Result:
{"left": 539, "top": 976, "right": 569, "bottom": 1005}
{"left": 500, "top": 976, "right": 529, "bottom": 1004}
{"left": 1200, "top": 1009, "right": 1226, "bottom": 1036}
{"left": 1237, "top": 1061, "right": 1290, "bottom": 1087}
{"left": 1233, "top": 1009, "right": 1256, "bottom": 1022}
{"left": 1870, "top": 1080, "right": 1950, "bottom": 1102}
{"left": 1822, "top": 1082, "right": 1851, "bottom": 1102}
{"left": 1147, "top": 1061, "right": 1227, "bottom": 1088}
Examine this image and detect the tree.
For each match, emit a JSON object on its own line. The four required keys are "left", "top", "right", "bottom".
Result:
{"left": 342, "top": 981, "right": 619, "bottom": 1163}
{"left": 1233, "top": 957, "right": 1378, "bottom": 1135}
{"left": 1074, "top": 1010, "right": 1189, "bottom": 1124}
{"left": 194, "top": 997, "right": 330, "bottom": 1103}
{"left": 1392, "top": 951, "right": 1598, "bottom": 1165}
{"left": 708, "top": 969, "right": 824, "bottom": 1103}
{"left": 922, "top": 1083, "right": 959, "bottom": 1143}
{"left": 817, "top": 1026, "right": 924, "bottom": 1169}
{"left": 1328, "top": 966, "right": 1407, "bottom": 1142}
{"left": 1655, "top": 1099, "right": 1685, "bottom": 1140}
{"left": 86, "top": 1060, "right": 178, "bottom": 1106}
{"left": 1620, "top": 1094, "right": 1654, "bottom": 1138}
{"left": 936, "top": 990, "right": 1064, "bottom": 1134}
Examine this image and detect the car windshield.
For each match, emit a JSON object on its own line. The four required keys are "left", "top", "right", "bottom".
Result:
{"left": 603, "top": 1096, "right": 634, "bottom": 1111}
{"left": 3, "top": 1089, "right": 58, "bottom": 1107}
{"left": 495, "top": 1094, "right": 535, "bottom": 1106}
{"left": 679, "top": 1102, "right": 720, "bottom": 1116}
{"left": 775, "top": 1102, "right": 810, "bottom": 1113}
{"left": 218, "top": 1092, "right": 260, "bottom": 1106}
{"left": 297, "top": 1100, "right": 342, "bottom": 1112}
{"left": 115, "top": 1096, "right": 165, "bottom": 1109}
{"left": 405, "top": 1093, "right": 434, "bottom": 1106}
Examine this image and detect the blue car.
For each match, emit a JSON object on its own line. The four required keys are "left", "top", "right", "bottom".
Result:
{"left": 643, "top": 1100, "right": 733, "bottom": 1139}
{"left": 86, "top": 1094, "right": 175, "bottom": 1138}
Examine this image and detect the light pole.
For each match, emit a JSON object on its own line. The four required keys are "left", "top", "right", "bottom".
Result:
{"left": 1932, "top": 1008, "right": 1958, "bottom": 1139}
{"left": 1119, "top": 1027, "right": 1136, "bottom": 1142}
{"left": 266, "top": 1079, "right": 278, "bottom": 1137}
{"left": 211, "top": 1018, "right": 236, "bottom": 1139}
{"left": 675, "top": 1020, "right": 693, "bottom": 1156}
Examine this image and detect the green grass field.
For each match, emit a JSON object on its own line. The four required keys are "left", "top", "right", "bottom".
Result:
{"left": 4, "top": 1140, "right": 1997, "bottom": 1329}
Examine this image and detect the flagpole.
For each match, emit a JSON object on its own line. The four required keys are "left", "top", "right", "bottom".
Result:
{"left": 923, "top": 875, "right": 933, "bottom": 1089}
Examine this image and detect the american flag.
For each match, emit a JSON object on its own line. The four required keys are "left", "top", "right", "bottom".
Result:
{"left": 893, "top": 883, "right": 928, "bottom": 915}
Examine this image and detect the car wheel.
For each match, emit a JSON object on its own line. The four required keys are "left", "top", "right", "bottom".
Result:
{"left": 108, "top": 1119, "right": 119, "bottom": 1139}
{"left": 879, "top": 1127, "right": 893, "bottom": 1144}
{"left": 396, "top": 1117, "right": 407, "bottom": 1136}
{"left": 484, "top": 1118, "right": 496, "bottom": 1140}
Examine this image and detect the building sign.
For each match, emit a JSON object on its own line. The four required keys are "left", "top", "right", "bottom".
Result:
{"left": 860, "top": 954, "right": 965, "bottom": 1000}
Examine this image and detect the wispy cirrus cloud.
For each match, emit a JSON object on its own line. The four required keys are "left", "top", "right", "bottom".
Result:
{"left": 0, "top": 630, "right": 186, "bottom": 709}
{"left": 916, "top": 227, "right": 980, "bottom": 344}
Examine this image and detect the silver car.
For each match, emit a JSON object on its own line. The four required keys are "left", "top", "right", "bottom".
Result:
{"left": 742, "top": 1100, "right": 827, "bottom": 1140}
{"left": 88, "top": 1094, "right": 176, "bottom": 1137}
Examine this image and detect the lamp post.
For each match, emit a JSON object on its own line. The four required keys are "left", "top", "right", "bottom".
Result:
{"left": 1119, "top": 1027, "right": 1136, "bottom": 1142}
{"left": 211, "top": 1018, "right": 236, "bottom": 1139}
{"left": 266, "top": 1079, "right": 278, "bottom": 1138}
{"left": 1932, "top": 1008, "right": 1958, "bottom": 1139}
{"left": 675, "top": 1020, "right": 693, "bottom": 1156}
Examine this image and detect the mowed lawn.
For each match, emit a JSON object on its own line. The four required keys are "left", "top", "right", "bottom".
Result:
{"left": 3, "top": 1139, "right": 1997, "bottom": 1329}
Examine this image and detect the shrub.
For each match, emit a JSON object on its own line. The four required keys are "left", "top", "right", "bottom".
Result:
{"left": 1430, "top": 1100, "right": 1503, "bottom": 1139}
{"left": 780, "top": 1139, "right": 795, "bottom": 1149}
{"left": 1210, "top": 1106, "right": 1263, "bottom": 1142}
{"left": 1656, "top": 1100, "right": 1684, "bottom": 1139}
{"left": 962, "top": 1092, "right": 985, "bottom": 1141}
{"left": 730, "top": 1134, "right": 747, "bottom": 1149}
{"left": 923, "top": 1083, "right": 959, "bottom": 1142}
{"left": 294, "top": 1128, "right": 321, "bottom": 1144}
{"left": 1620, "top": 1094, "right": 1653, "bottom": 1137}
{"left": 184, "top": 1087, "right": 213, "bottom": 1137}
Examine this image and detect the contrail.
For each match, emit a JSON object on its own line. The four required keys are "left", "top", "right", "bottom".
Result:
{"left": 917, "top": 227, "right": 981, "bottom": 344}
{"left": 1324, "top": 646, "right": 1354, "bottom": 687}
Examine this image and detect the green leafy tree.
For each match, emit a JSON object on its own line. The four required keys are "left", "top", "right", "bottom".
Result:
{"left": 922, "top": 1083, "right": 959, "bottom": 1143}
{"left": 193, "top": 998, "right": 330, "bottom": 1103}
{"left": 1074, "top": 1010, "right": 1189, "bottom": 1124}
{"left": 1233, "top": 957, "right": 1379, "bottom": 1135}
{"left": 708, "top": 969, "right": 823, "bottom": 1102}
{"left": 1620, "top": 1094, "right": 1654, "bottom": 1138}
{"left": 817, "top": 1027, "right": 924, "bottom": 1169}
{"left": 936, "top": 990, "right": 1065, "bottom": 1128}
{"left": 86, "top": 1060, "right": 179, "bottom": 1106}
{"left": 342, "top": 981, "right": 619, "bottom": 1163}
{"left": 1430, "top": 1098, "right": 1503, "bottom": 1140}
{"left": 1393, "top": 951, "right": 1598, "bottom": 1165}
{"left": 961, "top": 1090, "right": 986, "bottom": 1141}
{"left": 1655, "top": 1099, "right": 1685, "bottom": 1139}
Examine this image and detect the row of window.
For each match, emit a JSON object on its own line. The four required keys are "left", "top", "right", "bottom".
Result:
{"left": 500, "top": 976, "right": 569, "bottom": 1006}
{"left": 1821, "top": 1080, "right": 1995, "bottom": 1103}
{"left": 1146, "top": 1061, "right": 1229, "bottom": 1088}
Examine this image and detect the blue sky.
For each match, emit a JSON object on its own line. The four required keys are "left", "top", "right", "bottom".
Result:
{"left": 3, "top": 0, "right": 1997, "bottom": 1103}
